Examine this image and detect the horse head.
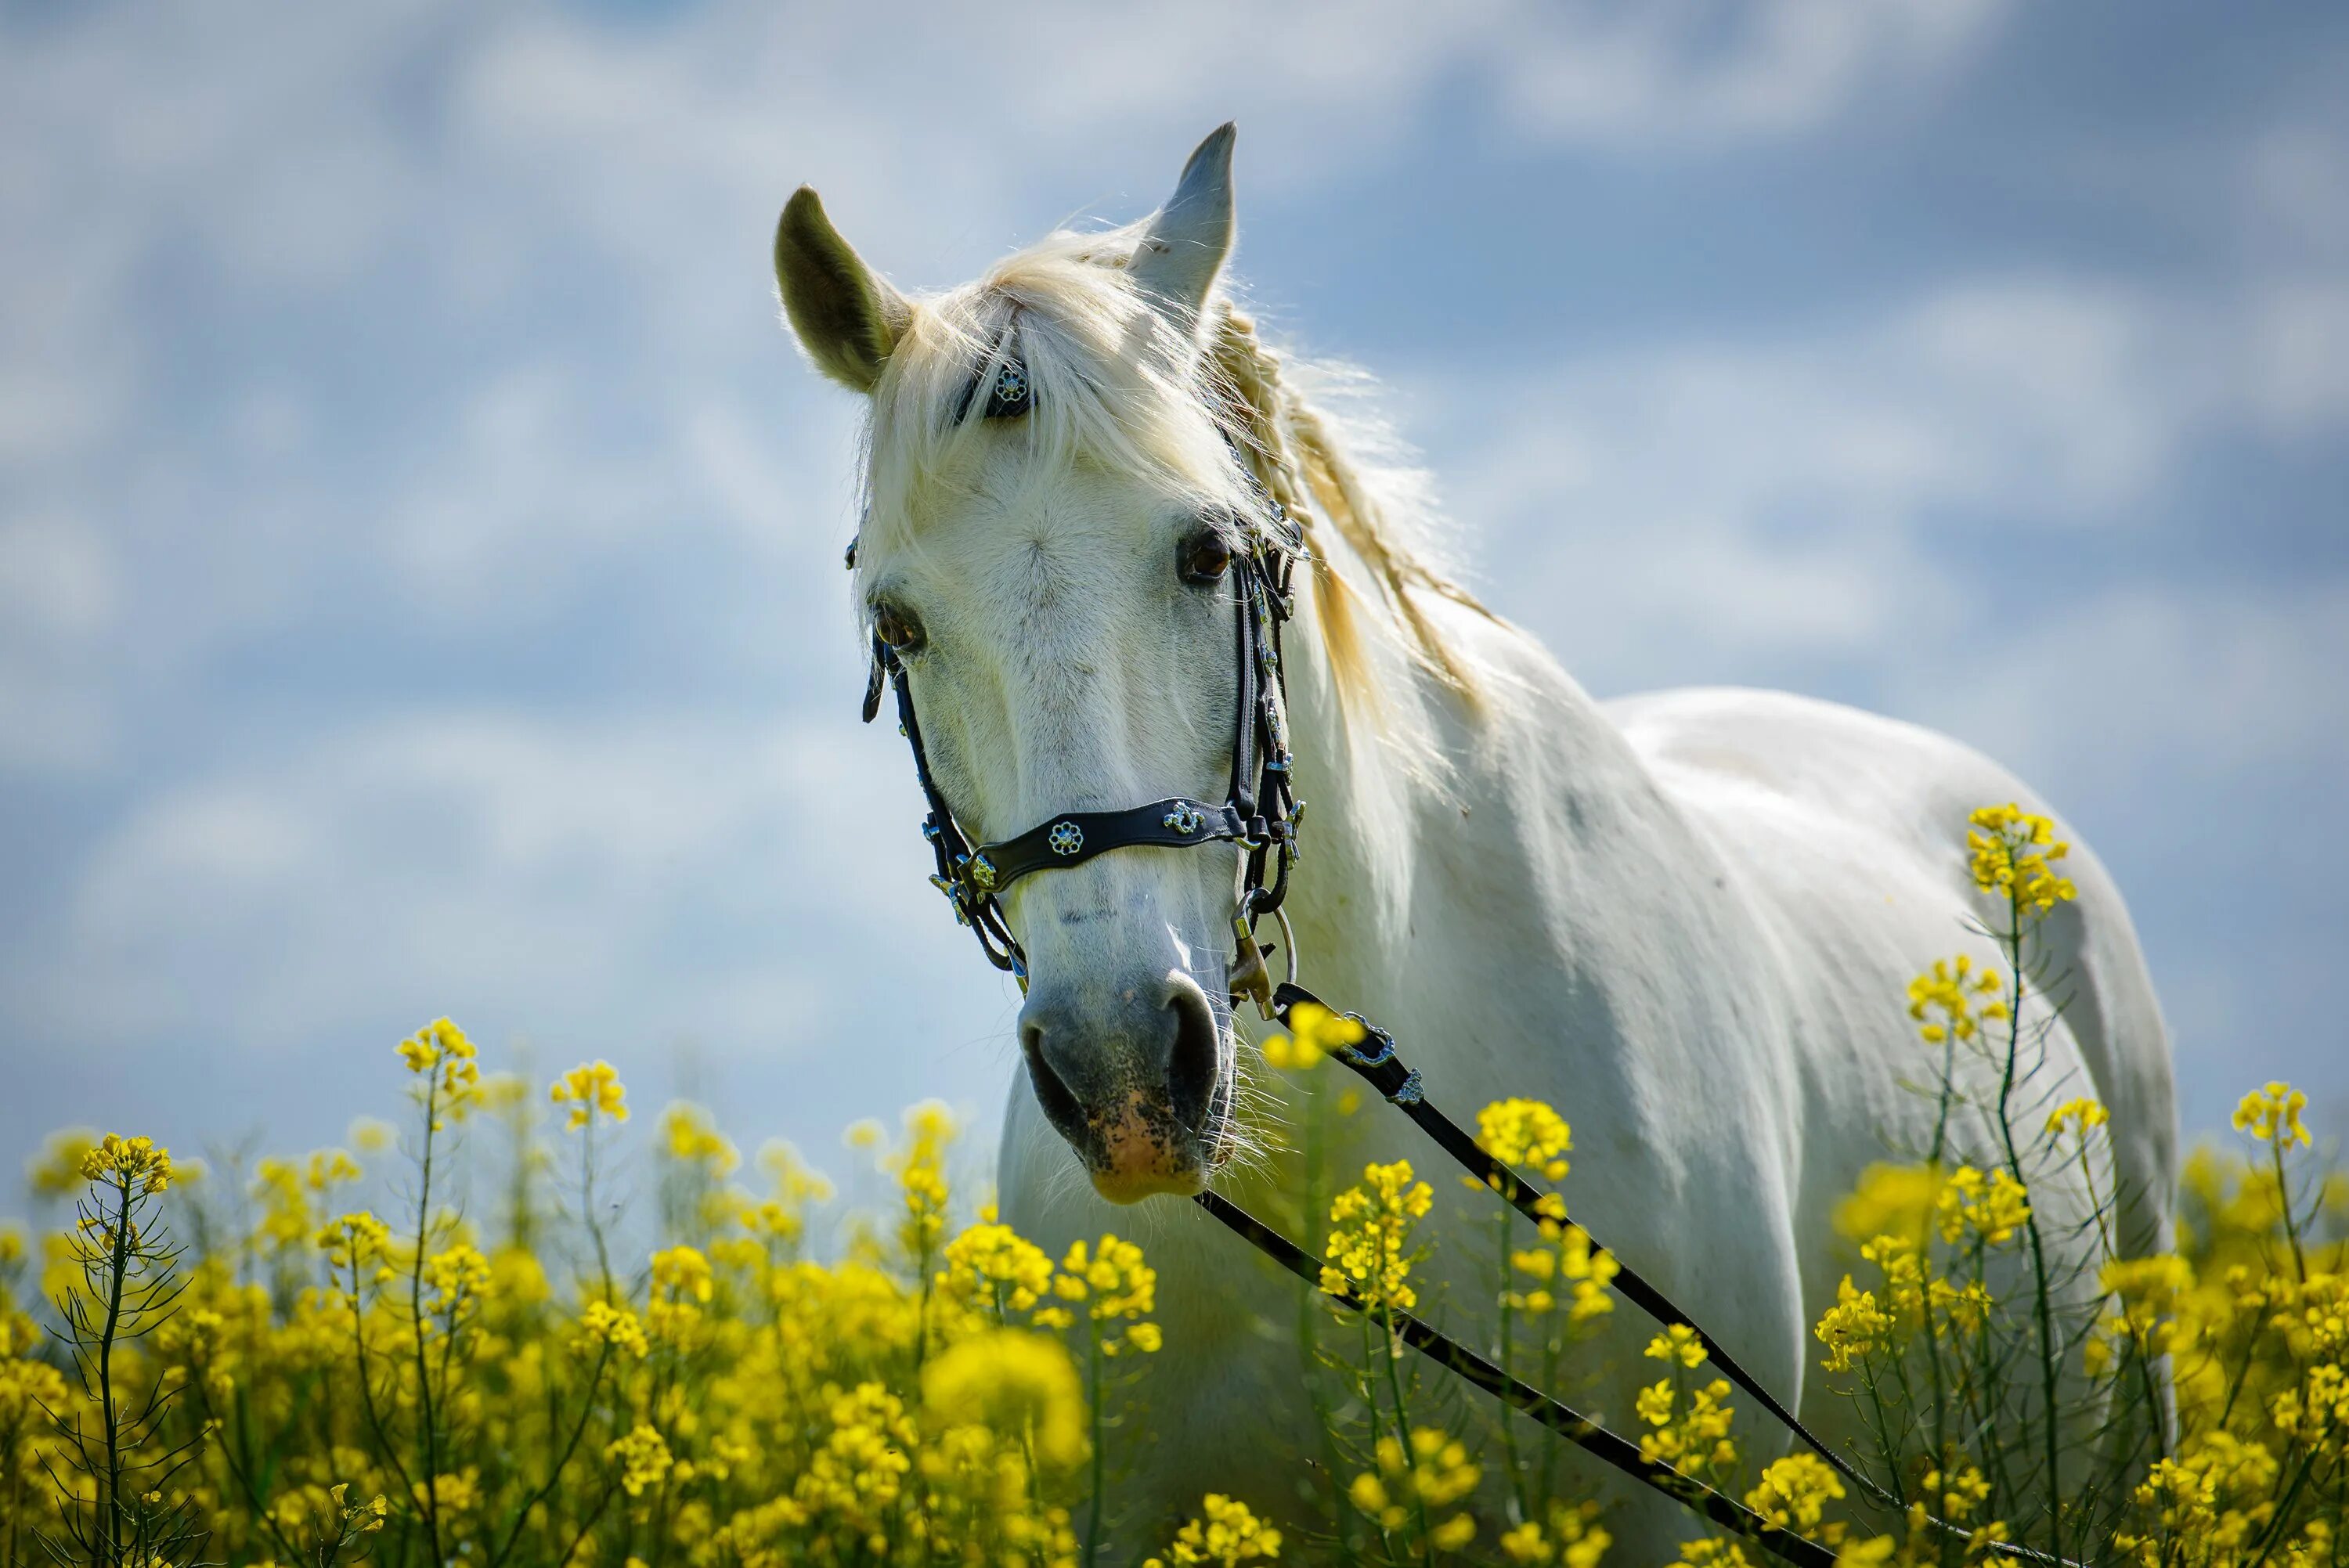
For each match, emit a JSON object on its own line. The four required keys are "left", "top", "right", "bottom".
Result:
{"left": 774, "top": 126, "right": 1278, "bottom": 1203}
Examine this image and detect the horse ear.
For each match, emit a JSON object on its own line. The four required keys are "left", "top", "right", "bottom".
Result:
{"left": 774, "top": 187, "right": 913, "bottom": 393}
{"left": 1128, "top": 123, "right": 1236, "bottom": 333}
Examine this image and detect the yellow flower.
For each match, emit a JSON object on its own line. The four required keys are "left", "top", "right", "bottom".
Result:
{"left": 347, "top": 1116, "right": 396, "bottom": 1155}
{"left": 1055, "top": 1234, "right": 1160, "bottom": 1354}
{"left": 1348, "top": 1429, "right": 1481, "bottom": 1539}
{"left": 331, "top": 1483, "right": 390, "bottom": 1534}
{"left": 1261, "top": 1001, "right": 1366, "bottom": 1071}
{"left": 78, "top": 1133, "right": 174, "bottom": 1195}
{"left": 1746, "top": 1453, "right": 1846, "bottom": 1532}
{"left": 1816, "top": 1276, "right": 1893, "bottom": 1372}
{"left": 606, "top": 1424, "right": 673, "bottom": 1497}
{"left": 423, "top": 1243, "right": 491, "bottom": 1316}
{"left": 887, "top": 1100, "right": 958, "bottom": 1256}
{"left": 792, "top": 1382, "right": 915, "bottom": 1541}
{"left": 1936, "top": 1166, "right": 2032, "bottom": 1246}
{"left": 1477, "top": 1098, "right": 1574, "bottom": 1183}
{"left": 398, "top": 1018, "right": 482, "bottom": 1121}
{"left": 1431, "top": 1512, "right": 1478, "bottom": 1551}
{"left": 27, "top": 1127, "right": 99, "bottom": 1198}
{"left": 550, "top": 1060, "right": 628, "bottom": 1130}
{"left": 652, "top": 1244, "right": 715, "bottom": 1304}
{"left": 2047, "top": 1098, "right": 2109, "bottom": 1140}
{"left": 2232, "top": 1081, "right": 2311, "bottom": 1149}
{"left": 1154, "top": 1493, "right": 1283, "bottom": 1566}
{"left": 1965, "top": 803, "right": 2077, "bottom": 915}
{"left": 412, "top": 1468, "right": 481, "bottom": 1518}
{"left": 1320, "top": 1160, "right": 1433, "bottom": 1314}
{"left": 939, "top": 1221, "right": 1055, "bottom": 1318}
{"left": 923, "top": 1328, "right": 1088, "bottom": 1468}
{"left": 1636, "top": 1378, "right": 1738, "bottom": 1476}
{"left": 1646, "top": 1324, "right": 1707, "bottom": 1370}
{"left": 661, "top": 1102, "right": 742, "bottom": 1177}
{"left": 1907, "top": 953, "right": 2008, "bottom": 1045}
{"left": 1498, "top": 1503, "right": 1611, "bottom": 1567}
{"left": 1921, "top": 1453, "right": 1992, "bottom": 1519}
{"left": 1834, "top": 1162, "right": 1943, "bottom": 1245}
{"left": 316, "top": 1210, "right": 391, "bottom": 1275}
{"left": 578, "top": 1299, "right": 651, "bottom": 1359}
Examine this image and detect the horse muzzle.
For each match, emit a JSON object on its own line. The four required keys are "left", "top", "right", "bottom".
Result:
{"left": 1017, "top": 968, "right": 1233, "bottom": 1202}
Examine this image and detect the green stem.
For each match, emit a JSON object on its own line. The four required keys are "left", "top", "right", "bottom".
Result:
{"left": 99, "top": 1174, "right": 132, "bottom": 1565}
{"left": 1083, "top": 1317, "right": 1106, "bottom": 1567}
{"left": 1991, "top": 896, "right": 2063, "bottom": 1555}
{"left": 2271, "top": 1138, "right": 2308, "bottom": 1283}
{"left": 1496, "top": 1209, "right": 1528, "bottom": 1522}
{"left": 1376, "top": 1307, "right": 1433, "bottom": 1568}
{"left": 408, "top": 1074, "right": 446, "bottom": 1563}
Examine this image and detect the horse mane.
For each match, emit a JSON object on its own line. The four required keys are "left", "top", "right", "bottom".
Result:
{"left": 1206, "top": 305, "right": 1497, "bottom": 706}
{"left": 856, "top": 221, "right": 1500, "bottom": 734}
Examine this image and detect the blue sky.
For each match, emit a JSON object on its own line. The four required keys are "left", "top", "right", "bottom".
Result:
{"left": 3, "top": 0, "right": 2344, "bottom": 1205}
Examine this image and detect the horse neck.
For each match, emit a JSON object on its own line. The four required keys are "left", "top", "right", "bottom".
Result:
{"left": 1269, "top": 551, "right": 1687, "bottom": 1028}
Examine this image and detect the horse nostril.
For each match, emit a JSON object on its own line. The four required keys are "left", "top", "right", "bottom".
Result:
{"left": 1165, "top": 982, "right": 1220, "bottom": 1133}
{"left": 1020, "top": 1018, "right": 1086, "bottom": 1140}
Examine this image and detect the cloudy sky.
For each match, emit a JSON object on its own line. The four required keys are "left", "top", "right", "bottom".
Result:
{"left": 4, "top": 0, "right": 2344, "bottom": 1203}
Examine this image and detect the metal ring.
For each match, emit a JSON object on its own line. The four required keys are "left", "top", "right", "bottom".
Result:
{"left": 1268, "top": 905, "right": 1298, "bottom": 989}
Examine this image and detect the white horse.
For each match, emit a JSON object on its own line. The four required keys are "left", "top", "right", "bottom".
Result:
{"left": 773, "top": 125, "right": 2177, "bottom": 1555}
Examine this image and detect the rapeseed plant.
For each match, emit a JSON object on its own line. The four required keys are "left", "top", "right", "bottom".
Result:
{"left": 1, "top": 800, "right": 2340, "bottom": 1568}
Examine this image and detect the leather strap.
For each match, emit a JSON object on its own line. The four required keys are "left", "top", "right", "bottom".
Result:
{"left": 957, "top": 798, "right": 1250, "bottom": 897}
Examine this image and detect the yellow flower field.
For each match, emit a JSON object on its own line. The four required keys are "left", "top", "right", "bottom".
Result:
{"left": 2, "top": 805, "right": 2343, "bottom": 1566}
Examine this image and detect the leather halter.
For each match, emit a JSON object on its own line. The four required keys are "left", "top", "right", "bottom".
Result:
{"left": 852, "top": 359, "right": 1308, "bottom": 1014}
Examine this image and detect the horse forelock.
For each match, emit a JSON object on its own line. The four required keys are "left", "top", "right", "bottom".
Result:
{"left": 852, "top": 221, "right": 1497, "bottom": 770}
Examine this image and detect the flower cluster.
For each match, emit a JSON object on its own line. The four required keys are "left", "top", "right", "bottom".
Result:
{"left": 1505, "top": 1217, "right": 1618, "bottom": 1324}
{"left": 1321, "top": 1159, "right": 1433, "bottom": 1314}
{"left": 1965, "top": 803, "right": 2077, "bottom": 914}
{"left": 78, "top": 1133, "right": 175, "bottom": 1195}
{"left": 1633, "top": 1375, "right": 1738, "bottom": 1479}
{"left": 1150, "top": 1493, "right": 1285, "bottom": 1566}
{"left": 936, "top": 1217, "right": 1053, "bottom": 1324}
{"left": 1477, "top": 1098, "right": 1574, "bottom": 1183}
{"left": 398, "top": 1017, "right": 481, "bottom": 1123}
{"left": 1261, "top": 1000, "right": 1367, "bottom": 1071}
{"left": 922, "top": 1328, "right": 1088, "bottom": 1469}
{"left": 2233, "top": 1080, "right": 2311, "bottom": 1149}
{"left": 1499, "top": 1501, "right": 1611, "bottom": 1566}
{"left": 1348, "top": 1429, "right": 1481, "bottom": 1551}
{"left": 2046, "top": 1096, "right": 2109, "bottom": 1140}
{"left": 1905, "top": 953, "right": 2007, "bottom": 1046}
{"left": 550, "top": 1058, "right": 628, "bottom": 1129}
{"left": 1934, "top": 1165, "right": 2032, "bottom": 1246}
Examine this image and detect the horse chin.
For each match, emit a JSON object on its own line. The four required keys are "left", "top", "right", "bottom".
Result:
{"left": 1088, "top": 1163, "right": 1209, "bottom": 1205}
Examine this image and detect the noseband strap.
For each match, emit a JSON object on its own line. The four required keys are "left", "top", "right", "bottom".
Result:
{"left": 854, "top": 414, "right": 1305, "bottom": 1003}
{"left": 957, "top": 798, "right": 1255, "bottom": 896}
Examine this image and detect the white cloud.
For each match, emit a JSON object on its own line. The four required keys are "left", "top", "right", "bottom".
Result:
{"left": 1493, "top": 0, "right": 2008, "bottom": 145}
{"left": 1424, "top": 271, "right": 2347, "bottom": 695}
{"left": 30, "top": 708, "right": 982, "bottom": 1055}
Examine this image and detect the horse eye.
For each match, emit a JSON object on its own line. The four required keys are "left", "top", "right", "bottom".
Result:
{"left": 1179, "top": 529, "right": 1234, "bottom": 586}
{"left": 872, "top": 603, "right": 925, "bottom": 654}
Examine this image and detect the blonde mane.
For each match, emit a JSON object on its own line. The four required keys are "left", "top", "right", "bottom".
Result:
{"left": 853, "top": 222, "right": 1499, "bottom": 721}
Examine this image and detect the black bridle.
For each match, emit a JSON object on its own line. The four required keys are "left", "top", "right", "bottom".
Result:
{"left": 853, "top": 359, "right": 1308, "bottom": 1012}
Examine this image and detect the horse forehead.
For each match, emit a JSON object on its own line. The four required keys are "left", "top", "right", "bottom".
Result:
{"left": 913, "top": 478, "right": 1148, "bottom": 607}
